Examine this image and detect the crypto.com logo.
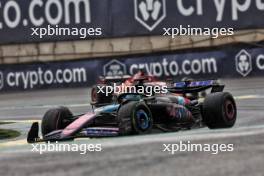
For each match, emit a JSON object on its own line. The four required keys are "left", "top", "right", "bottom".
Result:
{"left": 0, "top": 71, "right": 4, "bottom": 90}
{"left": 134, "top": 0, "right": 166, "bottom": 31}
{"left": 235, "top": 49, "right": 252, "bottom": 77}
{"left": 103, "top": 60, "right": 127, "bottom": 77}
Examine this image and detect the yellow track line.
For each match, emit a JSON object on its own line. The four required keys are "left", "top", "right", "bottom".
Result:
{"left": 235, "top": 95, "right": 258, "bottom": 100}
{"left": 0, "top": 139, "right": 28, "bottom": 148}
{"left": 0, "top": 120, "right": 40, "bottom": 123}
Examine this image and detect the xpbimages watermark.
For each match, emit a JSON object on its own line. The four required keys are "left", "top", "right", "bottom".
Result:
{"left": 31, "top": 141, "right": 102, "bottom": 154}
{"left": 97, "top": 83, "right": 168, "bottom": 97}
{"left": 163, "top": 141, "right": 234, "bottom": 155}
{"left": 163, "top": 25, "right": 234, "bottom": 39}
{"left": 31, "top": 25, "right": 102, "bottom": 39}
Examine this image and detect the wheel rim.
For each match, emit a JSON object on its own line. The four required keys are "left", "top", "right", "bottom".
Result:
{"left": 136, "top": 109, "right": 150, "bottom": 130}
{"left": 225, "top": 100, "right": 235, "bottom": 120}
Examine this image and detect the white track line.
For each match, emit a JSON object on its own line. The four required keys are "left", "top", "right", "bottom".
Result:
{"left": 0, "top": 94, "right": 262, "bottom": 111}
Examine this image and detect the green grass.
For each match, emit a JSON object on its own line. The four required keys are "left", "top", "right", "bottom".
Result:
{"left": 0, "top": 129, "right": 20, "bottom": 140}
{"left": 0, "top": 122, "right": 15, "bottom": 125}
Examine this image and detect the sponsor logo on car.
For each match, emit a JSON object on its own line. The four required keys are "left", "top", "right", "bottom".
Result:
{"left": 134, "top": 0, "right": 166, "bottom": 31}
{"left": 103, "top": 59, "right": 127, "bottom": 77}
{"left": 235, "top": 49, "right": 252, "bottom": 77}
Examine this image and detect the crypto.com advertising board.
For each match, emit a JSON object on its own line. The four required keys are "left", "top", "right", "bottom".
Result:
{"left": 0, "top": 0, "right": 264, "bottom": 43}
{"left": 0, "top": 43, "right": 264, "bottom": 92}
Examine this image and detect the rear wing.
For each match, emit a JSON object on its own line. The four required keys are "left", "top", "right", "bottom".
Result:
{"left": 168, "top": 80, "right": 224, "bottom": 94}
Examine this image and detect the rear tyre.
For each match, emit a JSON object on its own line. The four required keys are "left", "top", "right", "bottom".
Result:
{"left": 118, "top": 101, "right": 153, "bottom": 135}
{"left": 202, "top": 92, "right": 236, "bottom": 129}
{"left": 41, "top": 107, "right": 73, "bottom": 136}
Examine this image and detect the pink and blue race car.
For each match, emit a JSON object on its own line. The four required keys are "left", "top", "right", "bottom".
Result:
{"left": 27, "top": 80, "right": 237, "bottom": 143}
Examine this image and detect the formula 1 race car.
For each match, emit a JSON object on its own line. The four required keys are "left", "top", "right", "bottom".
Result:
{"left": 27, "top": 80, "right": 237, "bottom": 143}
{"left": 90, "top": 71, "right": 165, "bottom": 107}
{"left": 90, "top": 71, "right": 205, "bottom": 107}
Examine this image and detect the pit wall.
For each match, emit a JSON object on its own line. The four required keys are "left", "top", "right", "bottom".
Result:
{"left": 0, "top": 29, "right": 264, "bottom": 65}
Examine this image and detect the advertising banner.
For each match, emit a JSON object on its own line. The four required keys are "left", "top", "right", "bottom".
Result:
{"left": 0, "top": 43, "right": 264, "bottom": 92}
{"left": 0, "top": 0, "right": 110, "bottom": 43}
{"left": 0, "top": 0, "right": 264, "bottom": 44}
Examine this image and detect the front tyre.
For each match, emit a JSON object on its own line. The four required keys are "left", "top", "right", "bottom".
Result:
{"left": 118, "top": 101, "right": 153, "bottom": 135}
{"left": 202, "top": 92, "right": 237, "bottom": 129}
{"left": 41, "top": 107, "right": 73, "bottom": 136}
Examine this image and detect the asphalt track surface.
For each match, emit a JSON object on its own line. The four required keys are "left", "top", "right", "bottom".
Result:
{"left": 0, "top": 77, "right": 264, "bottom": 176}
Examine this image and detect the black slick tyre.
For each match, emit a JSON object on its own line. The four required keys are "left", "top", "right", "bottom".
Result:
{"left": 41, "top": 106, "right": 73, "bottom": 136}
{"left": 118, "top": 101, "right": 153, "bottom": 135}
{"left": 202, "top": 92, "right": 237, "bottom": 129}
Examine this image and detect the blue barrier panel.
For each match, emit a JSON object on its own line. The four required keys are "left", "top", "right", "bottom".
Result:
{"left": 0, "top": 0, "right": 110, "bottom": 43}
{"left": 0, "top": 42, "right": 264, "bottom": 92}
{"left": 0, "top": 0, "right": 264, "bottom": 44}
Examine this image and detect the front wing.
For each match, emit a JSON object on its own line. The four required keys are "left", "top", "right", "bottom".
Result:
{"left": 27, "top": 112, "right": 119, "bottom": 143}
